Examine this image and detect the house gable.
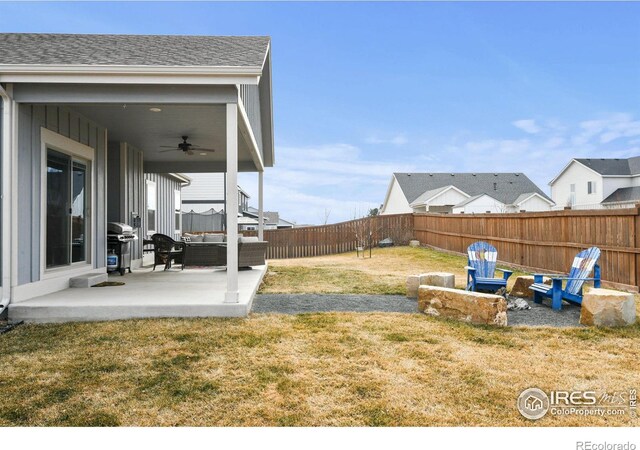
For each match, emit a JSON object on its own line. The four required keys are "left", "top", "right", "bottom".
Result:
{"left": 380, "top": 175, "right": 412, "bottom": 215}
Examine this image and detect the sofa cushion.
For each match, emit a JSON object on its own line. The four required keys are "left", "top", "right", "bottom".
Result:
{"left": 183, "top": 233, "right": 203, "bottom": 243}
{"left": 239, "top": 236, "right": 259, "bottom": 243}
{"left": 203, "top": 233, "right": 224, "bottom": 243}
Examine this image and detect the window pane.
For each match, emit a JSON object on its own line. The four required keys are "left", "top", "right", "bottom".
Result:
{"left": 148, "top": 210, "right": 156, "bottom": 232}
{"left": 146, "top": 182, "right": 156, "bottom": 209}
{"left": 175, "top": 212, "right": 180, "bottom": 230}
{"left": 174, "top": 190, "right": 181, "bottom": 211}
{"left": 71, "top": 161, "right": 87, "bottom": 263}
{"left": 46, "top": 149, "right": 71, "bottom": 268}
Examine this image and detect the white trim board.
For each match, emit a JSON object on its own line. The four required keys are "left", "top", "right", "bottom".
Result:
{"left": 39, "top": 127, "right": 96, "bottom": 281}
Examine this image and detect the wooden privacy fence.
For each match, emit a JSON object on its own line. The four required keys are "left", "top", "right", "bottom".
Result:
{"left": 413, "top": 207, "right": 640, "bottom": 290}
{"left": 245, "top": 213, "right": 414, "bottom": 259}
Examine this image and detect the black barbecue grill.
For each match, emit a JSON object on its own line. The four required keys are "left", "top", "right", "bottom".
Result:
{"left": 107, "top": 222, "right": 138, "bottom": 275}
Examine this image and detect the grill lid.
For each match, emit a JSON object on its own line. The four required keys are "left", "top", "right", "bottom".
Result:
{"left": 108, "top": 222, "right": 133, "bottom": 235}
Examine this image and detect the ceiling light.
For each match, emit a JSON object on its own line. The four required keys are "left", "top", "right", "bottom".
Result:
{"left": 200, "top": 153, "right": 207, "bottom": 156}
{"left": 149, "top": 107, "right": 162, "bottom": 112}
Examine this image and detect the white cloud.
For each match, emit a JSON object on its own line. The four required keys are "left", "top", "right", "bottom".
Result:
{"left": 512, "top": 119, "right": 541, "bottom": 134}
{"left": 573, "top": 113, "right": 640, "bottom": 146}
{"left": 365, "top": 134, "right": 408, "bottom": 146}
{"left": 239, "top": 142, "right": 418, "bottom": 224}
{"left": 239, "top": 113, "right": 640, "bottom": 225}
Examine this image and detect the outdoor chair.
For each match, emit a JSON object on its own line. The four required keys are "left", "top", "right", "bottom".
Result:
{"left": 530, "top": 247, "right": 601, "bottom": 310}
{"left": 465, "top": 241, "right": 513, "bottom": 293}
{"left": 150, "top": 233, "right": 185, "bottom": 271}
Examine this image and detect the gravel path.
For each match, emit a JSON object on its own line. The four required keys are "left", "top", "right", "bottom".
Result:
{"left": 252, "top": 294, "right": 418, "bottom": 314}
{"left": 252, "top": 294, "right": 583, "bottom": 327}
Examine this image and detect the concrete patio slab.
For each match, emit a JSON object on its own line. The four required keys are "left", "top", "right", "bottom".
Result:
{"left": 8, "top": 264, "right": 267, "bottom": 323}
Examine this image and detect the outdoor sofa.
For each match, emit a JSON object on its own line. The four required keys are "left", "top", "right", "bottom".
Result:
{"left": 181, "top": 233, "right": 268, "bottom": 268}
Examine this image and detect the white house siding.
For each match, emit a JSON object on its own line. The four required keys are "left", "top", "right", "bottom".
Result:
{"left": 452, "top": 195, "right": 506, "bottom": 214}
{"left": 181, "top": 173, "right": 225, "bottom": 213}
{"left": 518, "top": 195, "right": 553, "bottom": 212}
{"left": 144, "top": 173, "right": 184, "bottom": 241}
{"left": 381, "top": 178, "right": 413, "bottom": 215}
{"left": 551, "top": 162, "right": 603, "bottom": 207}
{"left": 17, "top": 104, "right": 107, "bottom": 286}
{"left": 427, "top": 188, "right": 469, "bottom": 207}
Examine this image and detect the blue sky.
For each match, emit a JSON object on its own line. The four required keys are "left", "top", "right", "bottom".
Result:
{"left": 2, "top": 2, "right": 639, "bottom": 224}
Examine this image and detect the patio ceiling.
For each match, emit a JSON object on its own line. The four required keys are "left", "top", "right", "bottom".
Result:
{"left": 69, "top": 103, "right": 257, "bottom": 172}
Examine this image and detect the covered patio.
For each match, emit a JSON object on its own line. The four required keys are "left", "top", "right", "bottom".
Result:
{"left": 9, "top": 265, "right": 267, "bottom": 323}
{"left": 0, "top": 34, "right": 274, "bottom": 321}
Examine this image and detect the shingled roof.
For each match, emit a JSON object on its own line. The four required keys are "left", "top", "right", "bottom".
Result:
{"left": 0, "top": 33, "right": 270, "bottom": 68}
{"left": 393, "top": 172, "right": 552, "bottom": 205}
{"left": 602, "top": 186, "right": 640, "bottom": 204}
{"left": 575, "top": 157, "right": 640, "bottom": 176}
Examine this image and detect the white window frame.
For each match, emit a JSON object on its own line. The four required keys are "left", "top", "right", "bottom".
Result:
{"left": 146, "top": 179, "right": 157, "bottom": 235}
{"left": 40, "top": 128, "right": 95, "bottom": 279}
{"left": 174, "top": 189, "right": 181, "bottom": 234}
{"left": 569, "top": 183, "right": 576, "bottom": 206}
{"left": 587, "top": 181, "right": 597, "bottom": 195}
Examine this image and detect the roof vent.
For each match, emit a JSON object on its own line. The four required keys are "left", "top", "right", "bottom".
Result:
{"left": 493, "top": 182, "right": 497, "bottom": 191}
{"left": 429, "top": 173, "right": 433, "bottom": 176}
{"left": 494, "top": 173, "right": 498, "bottom": 176}
{"left": 515, "top": 173, "right": 520, "bottom": 176}
{"left": 407, "top": 173, "right": 411, "bottom": 176}
{"left": 472, "top": 173, "right": 476, "bottom": 176}
{"left": 451, "top": 173, "right": 455, "bottom": 176}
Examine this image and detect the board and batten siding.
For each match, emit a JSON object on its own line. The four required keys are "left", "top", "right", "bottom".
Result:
{"left": 17, "top": 104, "right": 107, "bottom": 285}
{"left": 239, "top": 84, "right": 263, "bottom": 153}
{"left": 144, "top": 173, "right": 183, "bottom": 241}
{"left": 107, "top": 141, "right": 145, "bottom": 261}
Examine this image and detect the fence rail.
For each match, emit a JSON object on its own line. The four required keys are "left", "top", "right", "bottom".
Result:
{"left": 413, "top": 207, "right": 640, "bottom": 290}
{"left": 244, "top": 213, "right": 414, "bottom": 259}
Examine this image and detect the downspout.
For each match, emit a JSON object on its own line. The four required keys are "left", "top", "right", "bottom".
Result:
{"left": 0, "top": 83, "right": 12, "bottom": 316}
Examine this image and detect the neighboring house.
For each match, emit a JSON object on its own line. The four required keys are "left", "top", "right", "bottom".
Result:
{"left": 549, "top": 157, "right": 640, "bottom": 209}
{"left": 181, "top": 172, "right": 250, "bottom": 215}
{"left": 244, "top": 208, "right": 295, "bottom": 230}
{"left": 0, "top": 33, "right": 274, "bottom": 307}
{"left": 380, "top": 173, "right": 554, "bottom": 215}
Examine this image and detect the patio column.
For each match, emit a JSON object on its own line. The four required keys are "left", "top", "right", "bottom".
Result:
{"left": 0, "top": 84, "right": 15, "bottom": 305}
{"left": 224, "top": 102, "right": 239, "bottom": 303}
{"left": 258, "top": 171, "right": 264, "bottom": 240}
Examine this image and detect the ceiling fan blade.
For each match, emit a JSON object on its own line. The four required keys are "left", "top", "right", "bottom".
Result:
{"left": 194, "top": 148, "right": 216, "bottom": 152}
{"left": 159, "top": 148, "right": 178, "bottom": 153}
{"left": 159, "top": 145, "right": 178, "bottom": 148}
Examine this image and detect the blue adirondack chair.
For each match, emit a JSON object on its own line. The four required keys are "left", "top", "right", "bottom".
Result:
{"left": 530, "top": 247, "right": 601, "bottom": 311}
{"left": 466, "top": 241, "right": 513, "bottom": 293}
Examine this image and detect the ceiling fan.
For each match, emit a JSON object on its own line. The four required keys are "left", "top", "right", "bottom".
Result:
{"left": 159, "top": 136, "right": 216, "bottom": 156}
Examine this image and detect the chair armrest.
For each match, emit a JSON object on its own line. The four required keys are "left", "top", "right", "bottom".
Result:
{"left": 495, "top": 267, "right": 512, "bottom": 273}
{"left": 562, "top": 277, "right": 599, "bottom": 282}
{"left": 465, "top": 266, "right": 476, "bottom": 272}
{"left": 534, "top": 273, "right": 567, "bottom": 278}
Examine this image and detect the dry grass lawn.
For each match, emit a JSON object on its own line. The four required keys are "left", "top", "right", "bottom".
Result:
{"left": 0, "top": 246, "right": 638, "bottom": 427}
{"left": 0, "top": 313, "right": 638, "bottom": 426}
{"left": 259, "top": 246, "right": 526, "bottom": 294}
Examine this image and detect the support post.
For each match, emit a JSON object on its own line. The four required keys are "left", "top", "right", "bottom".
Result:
{"left": 258, "top": 171, "right": 264, "bottom": 241}
{"left": 224, "top": 103, "right": 239, "bottom": 303}
{"left": 0, "top": 84, "right": 14, "bottom": 310}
